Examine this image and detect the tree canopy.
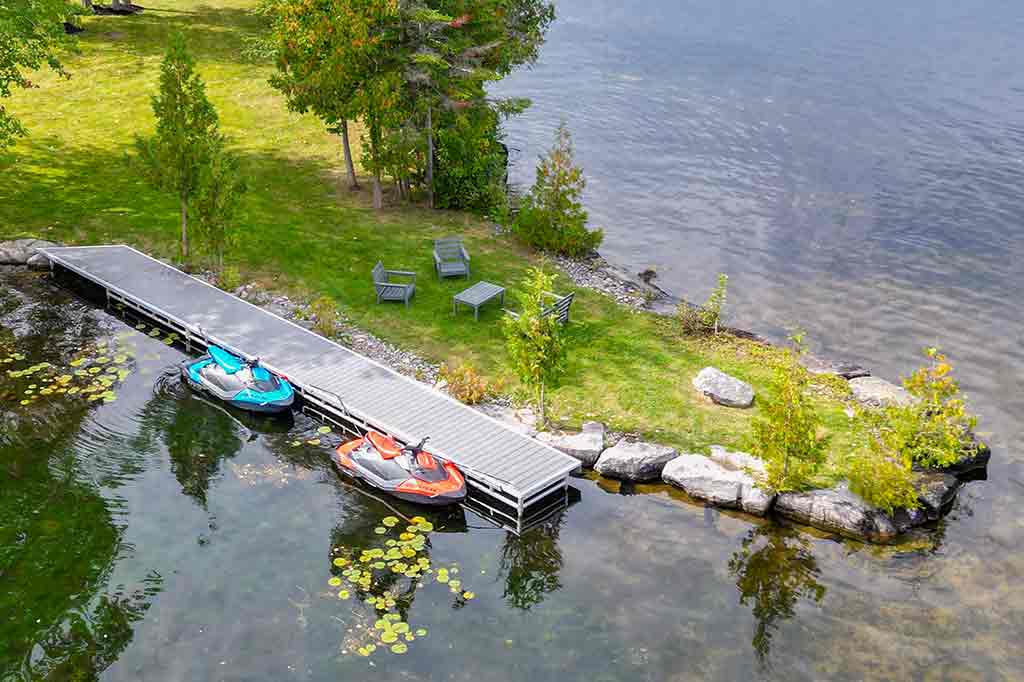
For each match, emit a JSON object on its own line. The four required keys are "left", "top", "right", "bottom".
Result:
{"left": 0, "top": 0, "right": 77, "bottom": 147}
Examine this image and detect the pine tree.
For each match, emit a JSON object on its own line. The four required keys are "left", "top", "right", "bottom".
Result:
{"left": 134, "top": 33, "right": 220, "bottom": 262}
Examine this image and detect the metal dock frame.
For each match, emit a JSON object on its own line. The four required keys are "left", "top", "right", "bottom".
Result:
{"left": 43, "top": 245, "right": 580, "bottom": 534}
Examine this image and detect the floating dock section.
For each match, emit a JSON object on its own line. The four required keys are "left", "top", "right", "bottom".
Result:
{"left": 44, "top": 245, "right": 580, "bottom": 533}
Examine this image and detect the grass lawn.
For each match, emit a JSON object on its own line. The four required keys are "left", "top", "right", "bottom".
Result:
{"left": 0, "top": 0, "right": 859, "bottom": 478}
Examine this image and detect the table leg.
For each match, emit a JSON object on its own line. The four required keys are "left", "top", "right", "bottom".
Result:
{"left": 474, "top": 305, "right": 479, "bottom": 321}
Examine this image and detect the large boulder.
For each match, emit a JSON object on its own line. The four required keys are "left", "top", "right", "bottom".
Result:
{"left": 0, "top": 239, "right": 59, "bottom": 265}
{"left": 595, "top": 440, "right": 677, "bottom": 481}
{"left": 849, "top": 376, "right": 914, "bottom": 408}
{"left": 692, "top": 367, "right": 754, "bottom": 408}
{"left": 662, "top": 453, "right": 774, "bottom": 516}
{"left": 537, "top": 421, "right": 605, "bottom": 467}
{"left": 774, "top": 484, "right": 901, "bottom": 542}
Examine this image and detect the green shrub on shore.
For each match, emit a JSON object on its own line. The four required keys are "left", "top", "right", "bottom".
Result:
{"left": 513, "top": 123, "right": 603, "bottom": 257}
{"left": 438, "top": 362, "right": 503, "bottom": 405}
{"left": 845, "top": 448, "right": 918, "bottom": 515}
{"left": 751, "top": 336, "right": 829, "bottom": 492}
{"left": 677, "top": 273, "right": 729, "bottom": 335}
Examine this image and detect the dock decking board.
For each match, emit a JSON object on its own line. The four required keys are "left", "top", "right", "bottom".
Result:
{"left": 43, "top": 245, "right": 579, "bottom": 528}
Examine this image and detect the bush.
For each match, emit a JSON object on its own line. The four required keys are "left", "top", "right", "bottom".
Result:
{"left": 512, "top": 123, "right": 603, "bottom": 257}
{"left": 434, "top": 108, "right": 509, "bottom": 215}
{"left": 845, "top": 449, "right": 918, "bottom": 514}
{"left": 751, "top": 337, "right": 829, "bottom": 492}
{"left": 309, "top": 295, "right": 339, "bottom": 338}
{"left": 438, "top": 362, "right": 494, "bottom": 405}
{"left": 218, "top": 265, "right": 242, "bottom": 292}
{"left": 677, "top": 273, "right": 729, "bottom": 335}
{"left": 900, "top": 348, "right": 979, "bottom": 468}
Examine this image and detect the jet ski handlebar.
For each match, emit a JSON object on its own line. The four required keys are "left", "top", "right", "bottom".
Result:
{"left": 403, "top": 436, "right": 430, "bottom": 456}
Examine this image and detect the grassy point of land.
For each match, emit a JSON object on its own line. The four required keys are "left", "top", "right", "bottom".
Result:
{"left": 1, "top": 0, "right": 859, "bottom": 479}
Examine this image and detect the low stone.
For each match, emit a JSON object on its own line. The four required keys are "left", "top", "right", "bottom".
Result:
{"left": 707, "top": 445, "right": 767, "bottom": 477}
{"left": 849, "top": 376, "right": 914, "bottom": 407}
{"left": 26, "top": 253, "right": 50, "bottom": 270}
{"left": 912, "top": 471, "right": 960, "bottom": 518}
{"left": 536, "top": 421, "right": 605, "bottom": 467}
{"left": 775, "top": 484, "right": 899, "bottom": 542}
{"left": 595, "top": 440, "right": 677, "bottom": 481}
{"left": 661, "top": 453, "right": 774, "bottom": 516}
{"left": 0, "top": 239, "right": 59, "bottom": 265}
{"left": 692, "top": 367, "right": 754, "bottom": 408}
{"left": 474, "top": 403, "right": 537, "bottom": 438}
{"left": 800, "top": 353, "right": 871, "bottom": 380}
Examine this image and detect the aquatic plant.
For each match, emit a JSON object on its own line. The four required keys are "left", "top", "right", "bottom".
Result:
{"left": 327, "top": 514, "right": 477, "bottom": 659}
{"left": 3, "top": 339, "right": 137, "bottom": 410}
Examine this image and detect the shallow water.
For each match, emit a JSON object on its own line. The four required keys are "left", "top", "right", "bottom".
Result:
{"left": 2, "top": 266, "right": 1023, "bottom": 680}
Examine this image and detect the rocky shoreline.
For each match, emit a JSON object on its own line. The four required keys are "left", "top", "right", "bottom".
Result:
{"left": 1, "top": 238, "right": 991, "bottom": 543}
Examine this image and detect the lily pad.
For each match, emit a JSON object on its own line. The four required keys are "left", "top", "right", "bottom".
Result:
{"left": 416, "top": 628, "right": 428, "bottom": 637}
{"left": 390, "top": 643, "right": 408, "bottom": 654}
{"left": 382, "top": 516, "right": 399, "bottom": 527}
{"left": 306, "top": 438, "right": 321, "bottom": 446}
{"left": 337, "top": 589, "right": 350, "bottom": 600}
{"left": 463, "top": 591, "right": 475, "bottom": 599}
{"left": 328, "top": 577, "right": 342, "bottom": 587}
{"left": 416, "top": 521, "right": 434, "bottom": 533}
{"left": 317, "top": 425, "right": 332, "bottom": 434}
{"left": 380, "top": 631, "right": 398, "bottom": 644}
{"left": 333, "top": 557, "right": 348, "bottom": 567}
{"left": 374, "top": 527, "right": 386, "bottom": 535}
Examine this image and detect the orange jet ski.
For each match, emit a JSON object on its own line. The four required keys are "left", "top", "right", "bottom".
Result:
{"left": 334, "top": 432, "right": 466, "bottom": 506}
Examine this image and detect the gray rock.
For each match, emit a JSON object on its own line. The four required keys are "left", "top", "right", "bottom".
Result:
{"left": 536, "top": 421, "right": 605, "bottom": 467}
{"left": 26, "top": 253, "right": 50, "bottom": 270}
{"left": 595, "top": 440, "right": 677, "bottom": 481}
{"left": 936, "top": 438, "right": 992, "bottom": 478}
{"left": 800, "top": 353, "right": 871, "bottom": 379}
{"left": 692, "top": 367, "right": 754, "bottom": 408}
{"left": 849, "top": 376, "right": 914, "bottom": 407}
{"left": 0, "top": 239, "right": 58, "bottom": 265}
{"left": 913, "top": 471, "right": 960, "bottom": 517}
{"left": 474, "top": 404, "right": 537, "bottom": 438}
{"left": 707, "top": 445, "right": 767, "bottom": 477}
{"left": 661, "top": 453, "right": 774, "bottom": 516}
{"left": 775, "top": 484, "right": 900, "bottom": 542}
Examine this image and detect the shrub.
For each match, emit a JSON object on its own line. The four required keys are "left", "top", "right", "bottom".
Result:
{"left": 439, "top": 362, "right": 492, "bottom": 405}
{"left": 845, "top": 449, "right": 919, "bottom": 514}
{"left": 900, "top": 348, "right": 979, "bottom": 468}
{"left": 676, "top": 273, "right": 729, "bottom": 335}
{"left": 218, "top": 265, "right": 242, "bottom": 292}
{"left": 512, "top": 123, "right": 603, "bottom": 257}
{"left": 309, "top": 295, "right": 339, "bottom": 338}
{"left": 751, "top": 336, "right": 829, "bottom": 492}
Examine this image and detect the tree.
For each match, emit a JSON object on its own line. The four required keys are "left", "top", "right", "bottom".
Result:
{"left": 0, "top": 0, "right": 77, "bottom": 148}
{"left": 513, "top": 122, "right": 603, "bottom": 257}
{"left": 502, "top": 267, "right": 568, "bottom": 425}
{"left": 194, "top": 138, "right": 246, "bottom": 273}
{"left": 134, "top": 33, "right": 221, "bottom": 262}
{"left": 750, "top": 335, "right": 830, "bottom": 492}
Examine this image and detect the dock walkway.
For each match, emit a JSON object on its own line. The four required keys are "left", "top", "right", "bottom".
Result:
{"left": 43, "top": 245, "right": 579, "bottom": 531}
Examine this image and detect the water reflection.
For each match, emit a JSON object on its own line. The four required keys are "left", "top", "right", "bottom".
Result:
{"left": 728, "top": 525, "right": 826, "bottom": 667}
{"left": 499, "top": 512, "right": 566, "bottom": 610}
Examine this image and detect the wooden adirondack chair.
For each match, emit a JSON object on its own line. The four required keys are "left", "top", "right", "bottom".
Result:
{"left": 433, "top": 238, "right": 470, "bottom": 279}
{"left": 372, "top": 261, "right": 416, "bottom": 307}
{"left": 504, "top": 291, "right": 575, "bottom": 325}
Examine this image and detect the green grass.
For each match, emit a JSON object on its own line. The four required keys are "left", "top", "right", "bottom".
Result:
{"left": 0, "top": 0, "right": 859, "bottom": 470}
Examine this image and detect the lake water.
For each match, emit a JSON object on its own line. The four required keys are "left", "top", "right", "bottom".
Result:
{"left": 5, "top": 1, "right": 1024, "bottom": 679}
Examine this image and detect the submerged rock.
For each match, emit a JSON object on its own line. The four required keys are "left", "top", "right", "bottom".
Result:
{"left": 595, "top": 440, "right": 677, "bottom": 481}
{"left": 662, "top": 453, "right": 774, "bottom": 516}
{"left": 692, "top": 367, "right": 754, "bottom": 408}
{"left": 536, "top": 421, "right": 605, "bottom": 467}
{"left": 849, "top": 376, "right": 914, "bottom": 407}
{"left": 0, "top": 239, "right": 59, "bottom": 266}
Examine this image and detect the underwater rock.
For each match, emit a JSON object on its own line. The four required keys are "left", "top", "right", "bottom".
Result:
{"left": 775, "top": 484, "right": 901, "bottom": 542}
{"left": 595, "top": 440, "right": 677, "bottom": 481}
{"left": 692, "top": 367, "right": 754, "bottom": 408}
{"left": 849, "top": 376, "right": 914, "bottom": 407}
{"left": 0, "top": 239, "right": 59, "bottom": 265}
{"left": 661, "top": 453, "right": 774, "bottom": 516}
{"left": 537, "top": 421, "right": 605, "bottom": 467}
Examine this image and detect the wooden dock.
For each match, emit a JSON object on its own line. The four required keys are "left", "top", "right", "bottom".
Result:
{"left": 43, "top": 245, "right": 580, "bottom": 532}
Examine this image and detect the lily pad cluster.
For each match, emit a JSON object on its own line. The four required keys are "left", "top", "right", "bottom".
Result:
{"left": 330, "top": 515, "right": 476, "bottom": 659}
{"left": 291, "top": 424, "right": 333, "bottom": 448}
{"left": 2, "top": 341, "right": 136, "bottom": 408}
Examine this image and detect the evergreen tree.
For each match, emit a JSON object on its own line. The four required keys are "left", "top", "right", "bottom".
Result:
{"left": 134, "top": 33, "right": 220, "bottom": 262}
{"left": 194, "top": 137, "right": 246, "bottom": 273}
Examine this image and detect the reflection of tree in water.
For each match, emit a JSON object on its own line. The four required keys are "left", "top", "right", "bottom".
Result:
{"left": 134, "top": 392, "right": 243, "bottom": 508}
{"left": 499, "top": 512, "right": 565, "bottom": 610}
{"left": 728, "top": 525, "right": 826, "bottom": 667}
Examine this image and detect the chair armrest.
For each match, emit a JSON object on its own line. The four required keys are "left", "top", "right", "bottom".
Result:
{"left": 378, "top": 282, "right": 411, "bottom": 292}
{"left": 460, "top": 245, "right": 471, "bottom": 261}
{"left": 433, "top": 250, "right": 441, "bottom": 265}
{"left": 386, "top": 269, "right": 417, "bottom": 282}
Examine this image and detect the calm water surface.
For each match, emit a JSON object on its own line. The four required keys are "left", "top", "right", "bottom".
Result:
{"left": 4, "top": 1, "right": 1024, "bottom": 678}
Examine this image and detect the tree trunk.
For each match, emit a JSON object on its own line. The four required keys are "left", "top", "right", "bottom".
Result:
{"left": 372, "top": 176, "right": 383, "bottom": 210}
{"left": 179, "top": 195, "right": 189, "bottom": 262}
{"left": 425, "top": 105, "right": 434, "bottom": 209}
{"left": 340, "top": 119, "right": 359, "bottom": 190}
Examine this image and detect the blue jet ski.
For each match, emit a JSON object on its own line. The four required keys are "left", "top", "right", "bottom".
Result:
{"left": 181, "top": 345, "right": 294, "bottom": 414}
